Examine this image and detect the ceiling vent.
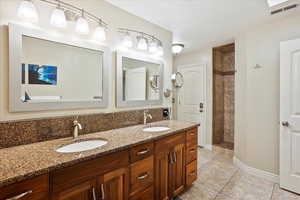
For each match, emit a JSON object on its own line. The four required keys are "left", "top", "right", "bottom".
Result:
{"left": 269, "top": 0, "right": 299, "bottom": 15}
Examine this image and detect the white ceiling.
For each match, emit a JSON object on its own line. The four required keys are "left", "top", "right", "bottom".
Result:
{"left": 106, "top": 0, "right": 297, "bottom": 53}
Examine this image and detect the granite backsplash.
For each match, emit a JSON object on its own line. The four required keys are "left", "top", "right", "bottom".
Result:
{"left": 0, "top": 108, "right": 165, "bottom": 149}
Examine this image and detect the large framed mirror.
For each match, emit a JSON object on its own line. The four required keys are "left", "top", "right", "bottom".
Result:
{"left": 116, "top": 51, "right": 164, "bottom": 107}
{"left": 9, "top": 23, "right": 109, "bottom": 112}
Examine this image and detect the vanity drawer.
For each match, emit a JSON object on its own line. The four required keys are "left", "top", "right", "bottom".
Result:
{"left": 186, "top": 128, "right": 198, "bottom": 148}
{"left": 129, "top": 186, "right": 154, "bottom": 200}
{"left": 130, "top": 142, "right": 154, "bottom": 163}
{"left": 0, "top": 174, "right": 49, "bottom": 200}
{"left": 51, "top": 150, "right": 129, "bottom": 193}
{"left": 130, "top": 156, "right": 154, "bottom": 196}
{"left": 186, "top": 145, "right": 198, "bottom": 164}
{"left": 186, "top": 160, "right": 197, "bottom": 186}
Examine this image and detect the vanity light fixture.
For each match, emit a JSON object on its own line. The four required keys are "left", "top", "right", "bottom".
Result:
{"left": 93, "top": 21, "right": 106, "bottom": 41}
{"left": 122, "top": 32, "right": 133, "bottom": 48}
{"left": 137, "top": 35, "right": 148, "bottom": 51}
{"left": 172, "top": 43, "right": 184, "bottom": 54}
{"left": 17, "top": 0, "right": 39, "bottom": 23}
{"left": 76, "top": 10, "right": 90, "bottom": 35}
{"left": 17, "top": 0, "right": 108, "bottom": 38}
{"left": 118, "top": 28, "right": 163, "bottom": 56}
{"left": 50, "top": 1, "right": 67, "bottom": 28}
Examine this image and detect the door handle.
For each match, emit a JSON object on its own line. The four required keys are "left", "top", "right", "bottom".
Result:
{"left": 92, "top": 187, "right": 96, "bottom": 200}
{"left": 199, "top": 103, "right": 204, "bottom": 112}
{"left": 173, "top": 152, "right": 177, "bottom": 163}
{"left": 100, "top": 184, "right": 105, "bottom": 200}
{"left": 282, "top": 121, "right": 290, "bottom": 127}
{"left": 136, "top": 149, "right": 149, "bottom": 156}
{"left": 169, "top": 152, "right": 173, "bottom": 164}
{"left": 6, "top": 191, "right": 32, "bottom": 200}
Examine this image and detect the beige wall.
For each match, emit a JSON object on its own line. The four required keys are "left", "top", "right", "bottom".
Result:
{"left": 174, "top": 12, "right": 300, "bottom": 175}
{"left": 0, "top": 0, "right": 173, "bottom": 121}
{"left": 173, "top": 49, "right": 213, "bottom": 147}
{"left": 235, "top": 12, "right": 300, "bottom": 174}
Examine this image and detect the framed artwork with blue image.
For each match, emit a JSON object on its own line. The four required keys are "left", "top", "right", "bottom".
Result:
{"left": 28, "top": 64, "right": 57, "bottom": 85}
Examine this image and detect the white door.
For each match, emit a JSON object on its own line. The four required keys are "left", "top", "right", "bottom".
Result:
{"left": 125, "top": 67, "right": 146, "bottom": 101}
{"left": 177, "top": 64, "right": 207, "bottom": 147}
{"left": 280, "top": 39, "right": 300, "bottom": 194}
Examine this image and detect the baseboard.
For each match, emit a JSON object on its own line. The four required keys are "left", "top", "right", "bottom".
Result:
{"left": 233, "top": 156, "right": 279, "bottom": 183}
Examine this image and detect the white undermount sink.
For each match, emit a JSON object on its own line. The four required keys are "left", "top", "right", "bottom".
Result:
{"left": 143, "top": 127, "right": 171, "bottom": 132}
{"left": 56, "top": 139, "right": 108, "bottom": 153}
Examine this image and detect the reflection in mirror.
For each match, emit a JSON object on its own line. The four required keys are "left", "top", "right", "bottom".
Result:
{"left": 122, "top": 57, "right": 160, "bottom": 101}
{"left": 21, "top": 36, "right": 103, "bottom": 103}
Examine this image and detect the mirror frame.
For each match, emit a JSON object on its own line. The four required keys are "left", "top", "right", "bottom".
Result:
{"left": 9, "top": 23, "right": 109, "bottom": 112}
{"left": 116, "top": 51, "right": 164, "bottom": 107}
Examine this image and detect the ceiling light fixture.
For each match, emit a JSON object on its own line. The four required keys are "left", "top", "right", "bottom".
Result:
{"left": 75, "top": 10, "right": 90, "bottom": 35}
{"left": 118, "top": 28, "right": 163, "bottom": 56}
{"left": 17, "top": 0, "right": 39, "bottom": 23}
{"left": 50, "top": 1, "right": 67, "bottom": 28}
{"left": 137, "top": 35, "right": 148, "bottom": 50}
{"left": 267, "top": 0, "right": 289, "bottom": 7}
{"left": 172, "top": 43, "right": 184, "bottom": 54}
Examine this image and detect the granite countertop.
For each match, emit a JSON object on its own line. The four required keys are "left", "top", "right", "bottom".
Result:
{"left": 0, "top": 120, "right": 199, "bottom": 187}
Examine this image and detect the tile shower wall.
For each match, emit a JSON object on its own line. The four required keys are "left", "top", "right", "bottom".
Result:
{"left": 0, "top": 108, "right": 164, "bottom": 149}
{"left": 223, "top": 52, "right": 235, "bottom": 143}
{"left": 213, "top": 46, "right": 235, "bottom": 144}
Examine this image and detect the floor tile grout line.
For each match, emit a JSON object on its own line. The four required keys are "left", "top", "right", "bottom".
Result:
{"left": 269, "top": 183, "right": 276, "bottom": 200}
{"left": 213, "top": 168, "right": 239, "bottom": 200}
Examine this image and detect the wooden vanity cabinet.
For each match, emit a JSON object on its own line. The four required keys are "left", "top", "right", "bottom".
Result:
{"left": 50, "top": 150, "right": 129, "bottom": 200}
{"left": 185, "top": 128, "right": 198, "bottom": 187}
{"left": 0, "top": 127, "right": 198, "bottom": 200}
{"left": 154, "top": 132, "right": 186, "bottom": 200}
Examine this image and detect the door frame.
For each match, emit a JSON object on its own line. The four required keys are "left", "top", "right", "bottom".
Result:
{"left": 176, "top": 63, "right": 210, "bottom": 148}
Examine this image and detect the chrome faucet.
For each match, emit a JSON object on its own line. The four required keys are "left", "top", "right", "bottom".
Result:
{"left": 73, "top": 119, "right": 82, "bottom": 139}
{"left": 144, "top": 110, "right": 153, "bottom": 125}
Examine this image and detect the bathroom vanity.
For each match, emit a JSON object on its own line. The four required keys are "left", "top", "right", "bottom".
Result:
{"left": 0, "top": 121, "right": 199, "bottom": 200}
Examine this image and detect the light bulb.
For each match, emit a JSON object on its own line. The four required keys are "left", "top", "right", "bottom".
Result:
{"left": 93, "top": 25, "right": 106, "bottom": 41}
{"left": 76, "top": 16, "right": 89, "bottom": 35}
{"left": 149, "top": 40, "right": 158, "bottom": 53}
{"left": 137, "top": 36, "right": 148, "bottom": 50}
{"left": 50, "top": 7, "right": 67, "bottom": 28}
{"left": 157, "top": 43, "right": 164, "bottom": 56}
{"left": 17, "top": 0, "right": 39, "bottom": 23}
{"left": 122, "top": 33, "right": 133, "bottom": 48}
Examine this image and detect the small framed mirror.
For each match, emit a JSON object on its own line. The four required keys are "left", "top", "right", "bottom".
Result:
{"left": 116, "top": 51, "right": 164, "bottom": 107}
{"left": 9, "top": 23, "right": 109, "bottom": 112}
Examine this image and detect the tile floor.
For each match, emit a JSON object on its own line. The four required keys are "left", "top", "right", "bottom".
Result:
{"left": 180, "top": 146, "right": 300, "bottom": 200}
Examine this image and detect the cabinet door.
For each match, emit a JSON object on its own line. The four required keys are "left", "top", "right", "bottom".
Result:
{"left": 154, "top": 151, "right": 170, "bottom": 200}
{"left": 170, "top": 143, "right": 186, "bottom": 197}
{"left": 52, "top": 179, "right": 97, "bottom": 200}
{"left": 99, "top": 167, "right": 129, "bottom": 200}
